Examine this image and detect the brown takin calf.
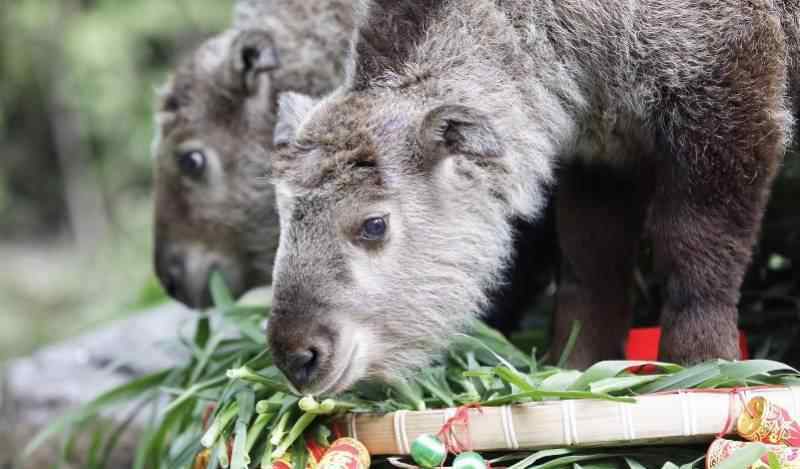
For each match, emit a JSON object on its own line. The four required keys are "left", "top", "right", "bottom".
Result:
{"left": 151, "top": 0, "right": 353, "bottom": 307}
{"left": 268, "top": 0, "right": 800, "bottom": 393}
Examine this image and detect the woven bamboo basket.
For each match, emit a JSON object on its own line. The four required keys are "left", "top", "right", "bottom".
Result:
{"left": 341, "top": 386, "right": 800, "bottom": 455}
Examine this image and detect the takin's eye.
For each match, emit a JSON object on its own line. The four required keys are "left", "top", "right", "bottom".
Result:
{"left": 177, "top": 150, "right": 206, "bottom": 179}
{"left": 359, "top": 216, "right": 388, "bottom": 242}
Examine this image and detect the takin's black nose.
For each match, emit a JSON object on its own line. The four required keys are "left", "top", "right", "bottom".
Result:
{"left": 282, "top": 348, "right": 320, "bottom": 389}
{"left": 268, "top": 308, "right": 336, "bottom": 390}
{"left": 154, "top": 245, "right": 214, "bottom": 308}
{"left": 155, "top": 248, "right": 186, "bottom": 302}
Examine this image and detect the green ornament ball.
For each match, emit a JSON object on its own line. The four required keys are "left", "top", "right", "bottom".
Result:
{"left": 452, "top": 452, "right": 487, "bottom": 469}
{"left": 410, "top": 433, "right": 447, "bottom": 468}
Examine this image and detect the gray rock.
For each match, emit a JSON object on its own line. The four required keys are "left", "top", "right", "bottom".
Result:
{"left": 0, "top": 302, "right": 195, "bottom": 469}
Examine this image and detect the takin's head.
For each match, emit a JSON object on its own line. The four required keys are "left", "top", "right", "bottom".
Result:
{"left": 267, "top": 88, "right": 549, "bottom": 394}
{"left": 152, "top": 29, "right": 281, "bottom": 308}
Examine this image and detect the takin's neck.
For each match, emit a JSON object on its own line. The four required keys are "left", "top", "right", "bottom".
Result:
{"left": 347, "top": 0, "right": 645, "bottom": 219}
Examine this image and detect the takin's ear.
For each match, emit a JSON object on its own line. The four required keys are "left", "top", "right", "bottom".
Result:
{"left": 154, "top": 76, "right": 178, "bottom": 112}
{"left": 153, "top": 76, "right": 181, "bottom": 130}
{"left": 225, "top": 29, "right": 280, "bottom": 95}
{"left": 274, "top": 92, "right": 318, "bottom": 147}
{"left": 417, "top": 104, "right": 504, "bottom": 168}
{"left": 350, "top": 0, "right": 442, "bottom": 89}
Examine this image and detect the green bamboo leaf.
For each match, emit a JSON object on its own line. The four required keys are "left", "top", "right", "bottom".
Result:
{"left": 195, "top": 315, "right": 211, "bottom": 349}
{"left": 680, "top": 455, "right": 706, "bottom": 469}
{"left": 24, "top": 369, "right": 170, "bottom": 458}
{"left": 481, "top": 389, "right": 634, "bottom": 406}
{"left": 530, "top": 347, "right": 539, "bottom": 375}
{"left": 98, "top": 393, "right": 158, "bottom": 467}
{"left": 210, "top": 271, "right": 235, "bottom": 309}
{"left": 624, "top": 458, "right": 648, "bottom": 469}
{"left": 699, "top": 360, "right": 795, "bottom": 388}
{"left": 236, "top": 286, "right": 273, "bottom": 308}
{"left": 540, "top": 370, "right": 582, "bottom": 392}
{"left": 717, "top": 360, "right": 798, "bottom": 382}
{"left": 589, "top": 375, "right": 662, "bottom": 394}
{"left": 494, "top": 366, "right": 537, "bottom": 393}
{"left": 231, "top": 389, "right": 256, "bottom": 469}
{"left": 260, "top": 422, "right": 276, "bottom": 469}
{"left": 133, "top": 424, "right": 158, "bottom": 469}
{"left": 778, "top": 376, "right": 800, "bottom": 386}
{"left": 713, "top": 443, "right": 767, "bottom": 469}
{"left": 517, "top": 453, "right": 627, "bottom": 469}
{"left": 416, "top": 367, "right": 456, "bottom": 407}
{"left": 507, "top": 448, "right": 576, "bottom": 469}
{"left": 569, "top": 361, "right": 682, "bottom": 391}
{"left": 313, "top": 423, "right": 332, "bottom": 448}
{"left": 272, "top": 412, "right": 317, "bottom": 459}
{"left": 208, "top": 445, "right": 221, "bottom": 469}
{"left": 246, "top": 413, "right": 275, "bottom": 454}
{"left": 162, "top": 376, "right": 228, "bottom": 416}
{"left": 190, "top": 332, "right": 228, "bottom": 384}
{"left": 137, "top": 397, "right": 197, "bottom": 469}
{"left": 86, "top": 424, "right": 104, "bottom": 469}
{"left": 244, "top": 348, "right": 274, "bottom": 370}
{"left": 167, "top": 438, "right": 204, "bottom": 469}
{"left": 388, "top": 377, "right": 426, "bottom": 410}
{"left": 222, "top": 315, "right": 268, "bottom": 345}
{"left": 216, "top": 437, "right": 230, "bottom": 468}
{"left": 230, "top": 419, "right": 250, "bottom": 469}
{"left": 291, "top": 435, "right": 309, "bottom": 469}
{"left": 556, "top": 321, "right": 582, "bottom": 369}
{"left": 528, "top": 390, "right": 635, "bottom": 403}
{"left": 464, "top": 320, "right": 532, "bottom": 367}
{"left": 226, "top": 366, "right": 289, "bottom": 392}
{"left": 636, "top": 361, "right": 722, "bottom": 394}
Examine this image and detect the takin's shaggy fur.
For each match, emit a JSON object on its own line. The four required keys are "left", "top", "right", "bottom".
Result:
{"left": 150, "top": 0, "right": 552, "bottom": 326}
{"left": 269, "top": 0, "right": 800, "bottom": 393}
{"left": 151, "top": 0, "right": 353, "bottom": 307}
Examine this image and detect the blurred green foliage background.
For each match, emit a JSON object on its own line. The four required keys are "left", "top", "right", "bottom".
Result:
{"left": 0, "top": 0, "right": 232, "bottom": 361}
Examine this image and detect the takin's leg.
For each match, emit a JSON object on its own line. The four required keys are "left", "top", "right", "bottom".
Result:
{"left": 550, "top": 161, "right": 651, "bottom": 369}
{"left": 649, "top": 28, "right": 786, "bottom": 364}
{"left": 649, "top": 144, "right": 783, "bottom": 364}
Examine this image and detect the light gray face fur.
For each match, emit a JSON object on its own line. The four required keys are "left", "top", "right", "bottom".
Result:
{"left": 269, "top": 85, "right": 556, "bottom": 393}
{"left": 152, "top": 29, "right": 281, "bottom": 308}
{"left": 151, "top": 0, "right": 354, "bottom": 308}
{"left": 266, "top": 0, "right": 581, "bottom": 394}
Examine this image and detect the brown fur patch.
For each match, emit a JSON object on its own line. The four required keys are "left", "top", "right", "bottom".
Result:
{"left": 352, "top": 0, "right": 448, "bottom": 89}
{"left": 274, "top": 95, "right": 387, "bottom": 190}
{"left": 267, "top": 0, "right": 799, "bottom": 387}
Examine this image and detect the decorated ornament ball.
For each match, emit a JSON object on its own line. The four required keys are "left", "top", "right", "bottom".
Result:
{"left": 452, "top": 452, "right": 488, "bottom": 469}
{"left": 410, "top": 433, "right": 448, "bottom": 468}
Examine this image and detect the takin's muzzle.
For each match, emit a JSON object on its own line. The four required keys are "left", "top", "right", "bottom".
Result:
{"left": 153, "top": 239, "right": 247, "bottom": 309}
{"left": 267, "top": 305, "right": 341, "bottom": 392}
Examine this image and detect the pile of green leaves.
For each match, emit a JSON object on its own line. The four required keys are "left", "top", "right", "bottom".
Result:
{"left": 26, "top": 275, "right": 800, "bottom": 469}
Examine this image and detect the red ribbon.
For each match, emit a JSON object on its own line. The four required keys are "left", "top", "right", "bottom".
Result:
{"left": 332, "top": 421, "right": 347, "bottom": 441}
{"left": 716, "top": 388, "right": 753, "bottom": 438}
{"left": 437, "top": 403, "right": 484, "bottom": 455}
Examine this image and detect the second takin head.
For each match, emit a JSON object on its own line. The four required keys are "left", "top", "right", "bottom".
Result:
{"left": 151, "top": 29, "right": 281, "bottom": 308}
